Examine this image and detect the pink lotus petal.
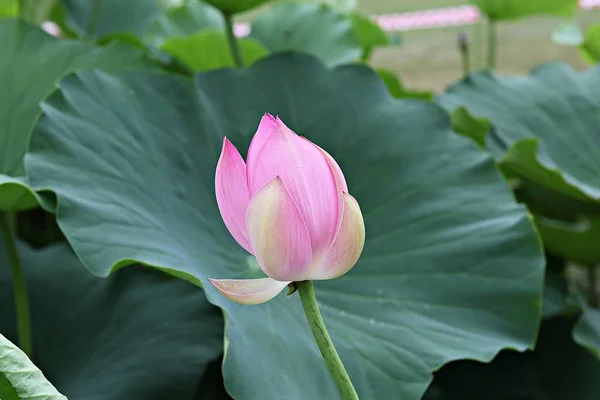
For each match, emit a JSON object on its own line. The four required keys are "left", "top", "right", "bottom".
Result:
{"left": 246, "top": 176, "right": 313, "bottom": 281}
{"left": 247, "top": 118, "right": 340, "bottom": 255}
{"left": 42, "top": 21, "right": 61, "bottom": 37}
{"left": 215, "top": 138, "right": 252, "bottom": 253}
{"left": 246, "top": 113, "right": 276, "bottom": 182}
{"left": 305, "top": 139, "right": 348, "bottom": 193}
{"left": 309, "top": 193, "right": 365, "bottom": 280}
{"left": 208, "top": 277, "right": 289, "bottom": 305}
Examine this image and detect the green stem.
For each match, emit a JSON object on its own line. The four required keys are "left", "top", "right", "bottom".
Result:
{"left": 486, "top": 19, "right": 497, "bottom": 69}
{"left": 86, "top": 0, "right": 104, "bottom": 36}
{"left": 458, "top": 32, "right": 471, "bottom": 76}
{"left": 296, "top": 281, "right": 358, "bottom": 400}
{"left": 589, "top": 265, "right": 598, "bottom": 308}
{"left": 224, "top": 13, "right": 244, "bottom": 68}
{"left": 1, "top": 213, "right": 32, "bottom": 357}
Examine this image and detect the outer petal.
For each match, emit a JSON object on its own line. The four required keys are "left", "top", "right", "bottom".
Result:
{"left": 309, "top": 193, "right": 365, "bottom": 280}
{"left": 208, "top": 277, "right": 289, "bottom": 305}
{"left": 246, "top": 113, "right": 277, "bottom": 178}
{"left": 307, "top": 139, "right": 348, "bottom": 192}
{"left": 215, "top": 138, "right": 252, "bottom": 253}
{"left": 246, "top": 176, "right": 313, "bottom": 281}
{"left": 248, "top": 118, "right": 339, "bottom": 254}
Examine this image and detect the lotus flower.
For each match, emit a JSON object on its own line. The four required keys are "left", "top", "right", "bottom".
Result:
{"left": 209, "top": 114, "right": 365, "bottom": 305}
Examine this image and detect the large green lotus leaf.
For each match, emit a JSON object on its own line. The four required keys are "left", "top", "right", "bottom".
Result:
{"left": 0, "top": 242, "right": 224, "bottom": 400}
{"left": 0, "top": 333, "right": 66, "bottom": 400}
{"left": 145, "top": 0, "right": 224, "bottom": 47}
{"left": 205, "top": 0, "right": 270, "bottom": 14}
{"left": 26, "top": 54, "right": 544, "bottom": 400}
{"left": 161, "top": 30, "right": 268, "bottom": 72}
{"left": 438, "top": 64, "right": 600, "bottom": 203}
{"left": 63, "top": 0, "right": 160, "bottom": 37}
{"left": 423, "top": 317, "right": 600, "bottom": 400}
{"left": 0, "top": 19, "right": 154, "bottom": 212}
{"left": 250, "top": 3, "right": 361, "bottom": 67}
{"left": 469, "top": 0, "right": 579, "bottom": 20}
{"left": 573, "top": 304, "right": 600, "bottom": 359}
{"left": 581, "top": 24, "right": 600, "bottom": 63}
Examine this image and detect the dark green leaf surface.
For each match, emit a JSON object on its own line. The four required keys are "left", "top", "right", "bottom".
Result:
{"left": 250, "top": 3, "right": 361, "bottom": 66}
{"left": 439, "top": 64, "right": 600, "bottom": 202}
{"left": 63, "top": 0, "right": 160, "bottom": 37}
{"left": 26, "top": 54, "right": 544, "bottom": 400}
{"left": 0, "top": 19, "right": 154, "bottom": 211}
{"left": 145, "top": 0, "right": 224, "bottom": 47}
{"left": 0, "top": 243, "right": 224, "bottom": 400}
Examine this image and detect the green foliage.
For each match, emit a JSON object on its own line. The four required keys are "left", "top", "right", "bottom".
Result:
{"left": 439, "top": 64, "right": 600, "bottom": 204}
{"left": 0, "top": 19, "right": 154, "bottom": 211}
{"left": 574, "top": 305, "right": 600, "bottom": 359}
{"left": 144, "top": 0, "right": 224, "bottom": 47}
{"left": 205, "top": 0, "right": 271, "bottom": 15}
{"left": 0, "top": 0, "right": 597, "bottom": 397}
{"left": 161, "top": 30, "right": 268, "bottom": 72}
{"left": 63, "top": 0, "right": 160, "bottom": 37}
{"left": 439, "top": 62, "right": 600, "bottom": 362}
{"left": 376, "top": 68, "right": 434, "bottom": 100}
{"left": 424, "top": 317, "right": 600, "bottom": 400}
{"left": 0, "top": 333, "right": 66, "bottom": 400}
{"left": 0, "top": 0, "right": 18, "bottom": 19}
{"left": 0, "top": 242, "right": 224, "bottom": 399}
{"left": 470, "top": 0, "right": 579, "bottom": 21}
{"left": 349, "top": 11, "right": 388, "bottom": 60}
{"left": 581, "top": 24, "right": 600, "bottom": 63}
{"left": 25, "top": 53, "right": 544, "bottom": 400}
{"left": 250, "top": 2, "right": 362, "bottom": 66}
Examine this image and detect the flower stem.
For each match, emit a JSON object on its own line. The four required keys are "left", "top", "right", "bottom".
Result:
{"left": 0, "top": 212, "right": 32, "bottom": 357}
{"left": 224, "top": 13, "right": 244, "bottom": 68}
{"left": 296, "top": 280, "right": 358, "bottom": 400}
{"left": 87, "top": 0, "right": 104, "bottom": 36}
{"left": 486, "top": 19, "right": 497, "bottom": 69}
{"left": 589, "top": 265, "right": 598, "bottom": 308}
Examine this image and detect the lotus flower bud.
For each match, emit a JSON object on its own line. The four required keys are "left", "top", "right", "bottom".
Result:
{"left": 209, "top": 114, "right": 365, "bottom": 305}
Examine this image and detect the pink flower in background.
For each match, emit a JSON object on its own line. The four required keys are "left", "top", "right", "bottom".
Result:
{"left": 209, "top": 114, "right": 365, "bottom": 305}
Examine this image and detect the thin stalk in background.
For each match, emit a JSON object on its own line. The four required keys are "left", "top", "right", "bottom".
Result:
{"left": 87, "top": 0, "right": 104, "bottom": 36}
{"left": 487, "top": 19, "right": 497, "bottom": 69}
{"left": 589, "top": 265, "right": 598, "bottom": 308}
{"left": 296, "top": 280, "right": 359, "bottom": 400}
{"left": 224, "top": 13, "right": 244, "bottom": 68}
{"left": 0, "top": 212, "right": 32, "bottom": 357}
{"left": 20, "top": 0, "right": 57, "bottom": 24}
{"left": 458, "top": 31, "right": 471, "bottom": 76}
